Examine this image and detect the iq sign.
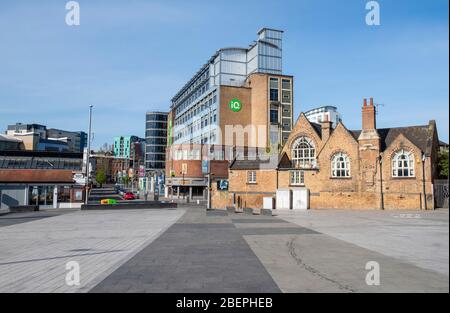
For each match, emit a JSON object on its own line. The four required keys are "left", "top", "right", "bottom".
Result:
{"left": 229, "top": 98, "right": 242, "bottom": 112}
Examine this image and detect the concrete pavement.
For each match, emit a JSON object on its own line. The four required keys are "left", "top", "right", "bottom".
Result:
{"left": 0, "top": 208, "right": 185, "bottom": 292}
{"left": 276, "top": 209, "right": 449, "bottom": 276}
{"left": 92, "top": 207, "right": 448, "bottom": 293}
{"left": 0, "top": 205, "right": 448, "bottom": 293}
{"left": 91, "top": 207, "right": 280, "bottom": 293}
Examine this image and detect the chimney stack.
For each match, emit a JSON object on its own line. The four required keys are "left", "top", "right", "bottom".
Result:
{"left": 362, "top": 97, "right": 376, "bottom": 130}
{"left": 321, "top": 114, "right": 332, "bottom": 142}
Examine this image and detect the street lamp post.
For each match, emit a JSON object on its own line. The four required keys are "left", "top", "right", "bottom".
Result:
{"left": 85, "top": 105, "right": 93, "bottom": 205}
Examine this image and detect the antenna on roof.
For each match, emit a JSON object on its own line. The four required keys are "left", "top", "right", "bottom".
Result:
{"left": 374, "top": 102, "right": 385, "bottom": 115}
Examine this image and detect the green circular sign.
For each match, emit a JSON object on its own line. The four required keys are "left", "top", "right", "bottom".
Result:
{"left": 229, "top": 98, "right": 242, "bottom": 112}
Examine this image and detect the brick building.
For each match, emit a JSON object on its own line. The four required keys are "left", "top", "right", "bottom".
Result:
{"left": 212, "top": 98, "right": 440, "bottom": 210}
{"left": 166, "top": 28, "right": 294, "bottom": 200}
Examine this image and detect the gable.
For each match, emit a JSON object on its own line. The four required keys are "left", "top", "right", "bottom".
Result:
{"left": 281, "top": 113, "right": 323, "bottom": 156}
{"left": 317, "top": 122, "right": 358, "bottom": 157}
{"left": 383, "top": 132, "right": 423, "bottom": 159}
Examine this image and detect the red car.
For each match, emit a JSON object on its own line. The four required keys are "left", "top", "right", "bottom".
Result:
{"left": 123, "top": 192, "right": 135, "bottom": 200}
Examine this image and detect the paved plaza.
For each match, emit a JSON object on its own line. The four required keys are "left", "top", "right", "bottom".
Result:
{"left": 0, "top": 206, "right": 448, "bottom": 293}
{"left": 0, "top": 208, "right": 185, "bottom": 292}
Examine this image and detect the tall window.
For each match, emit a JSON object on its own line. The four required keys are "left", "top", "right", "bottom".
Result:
{"left": 291, "top": 137, "right": 316, "bottom": 168}
{"left": 247, "top": 171, "right": 257, "bottom": 184}
{"left": 392, "top": 150, "right": 415, "bottom": 177}
{"left": 331, "top": 152, "right": 350, "bottom": 177}
{"left": 270, "top": 109, "right": 278, "bottom": 124}
{"left": 281, "top": 79, "right": 291, "bottom": 103}
{"left": 290, "top": 170, "right": 305, "bottom": 186}
{"left": 270, "top": 78, "right": 279, "bottom": 101}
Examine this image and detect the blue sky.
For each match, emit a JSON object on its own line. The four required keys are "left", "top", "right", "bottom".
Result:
{"left": 0, "top": 0, "right": 448, "bottom": 148}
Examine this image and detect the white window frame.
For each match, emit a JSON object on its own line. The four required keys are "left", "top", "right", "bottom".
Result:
{"left": 247, "top": 171, "right": 257, "bottom": 184}
{"left": 392, "top": 149, "right": 415, "bottom": 177}
{"left": 331, "top": 152, "right": 351, "bottom": 178}
{"left": 291, "top": 137, "right": 316, "bottom": 168}
{"left": 290, "top": 170, "right": 305, "bottom": 186}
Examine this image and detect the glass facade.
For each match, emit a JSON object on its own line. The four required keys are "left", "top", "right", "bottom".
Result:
{"left": 145, "top": 112, "right": 168, "bottom": 172}
{"left": 170, "top": 28, "right": 285, "bottom": 147}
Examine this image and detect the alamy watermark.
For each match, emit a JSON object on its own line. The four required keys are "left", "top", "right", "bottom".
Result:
{"left": 65, "top": 1, "right": 80, "bottom": 26}
{"left": 366, "top": 1, "right": 381, "bottom": 26}
{"left": 65, "top": 260, "right": 80, "bottom": 286}
{"left": 365, "top": 261, "right": 380, "bottom": 286}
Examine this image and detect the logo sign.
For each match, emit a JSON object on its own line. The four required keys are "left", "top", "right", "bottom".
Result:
{"left": 229, "top": 98, "right": 242, "bottom": 112}
{"left": 217, "top": 180, "right": 229, "bottom": 191}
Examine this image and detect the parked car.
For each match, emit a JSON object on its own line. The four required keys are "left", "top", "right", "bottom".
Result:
{"left": 123, "top": 192, "right": 135, "bottom": 200}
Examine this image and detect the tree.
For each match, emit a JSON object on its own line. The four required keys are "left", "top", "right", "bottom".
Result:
{"left": 437, "top": 150, "right": 449, "bottom": 178}
{"left": 96, "top": 169, "right": 106, "bottom": 187}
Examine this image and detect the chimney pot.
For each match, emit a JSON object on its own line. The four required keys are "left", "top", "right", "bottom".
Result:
{"left": 363, "top": 98, "right": 367, "bottom": 107}
{"left": 362, "top": 97, "right": 377, "bottom": 130}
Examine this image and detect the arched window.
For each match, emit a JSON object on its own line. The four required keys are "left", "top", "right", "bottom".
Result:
{"left": 392, "top": 150, "right": 415, "bottom": 177}
{"left": 292, "top": 137, "right": 316, "bottom": 168}
{"left": 331, "top": 152, "right": 350, "bottom": 177}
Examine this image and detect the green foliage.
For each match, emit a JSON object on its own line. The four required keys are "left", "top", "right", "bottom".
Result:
{"left": 96, "top": 169, "right": 106, "bottom": 186}
{"left": 437, "top": 150, "right": 449, "bottom": 178}
{"left": 121, "top": 175, "right": 129, "bottom": 185}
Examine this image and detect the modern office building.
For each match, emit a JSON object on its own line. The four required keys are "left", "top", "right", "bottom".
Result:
{"left": 113, "top": 135, "right": 145, "bottom": 185}
{"left": 145, "top": 112, "right": 168, "bottom": 173}
{"left": 6, "top": 123, "right": 46, "bottom": 150}
{"left": 113, "top": 136, "right": 145, "bottom": 159}
{"left": 6, "top": 123, "right": 47, "bottom": 139}
{"left": 5, "top": 123, "right": 87, "bottom": 152}
{"left": 304, "top": 106, "right": 342, "bottom": 128}
{"left": 36, "top": 138, "right": 69, "bottom": 152}
{"left": 47, "top": 128, "right": 87, "bottom": 153}
{"left": 170, "top": 28, "right": 292, "bottom": 148}
{"left": 0, "top": 134, "right": 25, "bottom": 151}
{"left": 165, "top": 28, "right": 295, "bottom": 199}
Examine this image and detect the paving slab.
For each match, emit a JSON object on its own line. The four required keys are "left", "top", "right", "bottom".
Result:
{"left": 91, "top": 207, "right": 281, "bottom": 293}
{"left": 276, "top": 209, "right": 449, "bottom": 276}
{"left": 244, "top": 233, "right": 449, "bottom": 293}
{"left": 0, "top": 208, "right": 184, "bottom": 292}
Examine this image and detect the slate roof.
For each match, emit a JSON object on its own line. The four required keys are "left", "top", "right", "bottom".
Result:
{"left": 229, "top": 157, "right": 278, "bottom": 170}
{"left": 229, "top": 122, "right": 435, "bottom": 170}
{"left": 350, "top": 125, "right": 430, "bottom": 152}
{"left": 310, "top": 122, "right": 322, "bottom": 138}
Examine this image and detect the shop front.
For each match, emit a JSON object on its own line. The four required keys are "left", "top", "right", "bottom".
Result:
{"left": 0, "top": 169, "right": 84, "bottom": 209}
